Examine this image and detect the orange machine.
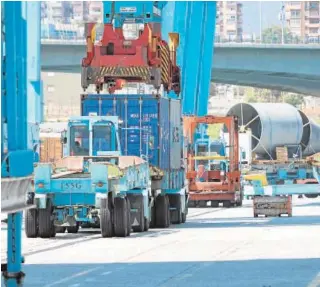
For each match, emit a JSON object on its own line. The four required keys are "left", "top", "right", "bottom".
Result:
{"left": 183, "top": 116, "right": 243, "bottom": 208}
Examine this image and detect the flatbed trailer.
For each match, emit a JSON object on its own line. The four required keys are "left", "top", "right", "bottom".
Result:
{"left": 27, "top": 116, "right": 160, "bottom": 238}
{"left": 245, "top": 157, "right": 320, "bottom": 217}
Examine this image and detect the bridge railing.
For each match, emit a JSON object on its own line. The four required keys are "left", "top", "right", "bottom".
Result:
{"left": 215, "top": 35, "right": 320, "bottom": 45}
{"left": 40, "top": 22, "right": 320, "bottom": 45}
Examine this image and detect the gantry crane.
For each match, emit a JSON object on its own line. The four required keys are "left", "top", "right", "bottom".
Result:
{"left": 1, "top": 2, "right": 41, "bottom": 285}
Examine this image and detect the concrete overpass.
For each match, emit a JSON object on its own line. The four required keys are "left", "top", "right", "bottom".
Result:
{"left": 41, "top": 40, "right": 320, "bottom": 97}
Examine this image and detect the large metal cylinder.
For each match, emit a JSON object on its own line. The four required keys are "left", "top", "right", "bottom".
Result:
{"left": 296, "top": 110, "right": 320, "bottom": 156}
{"left": 226, "top": 103, "right": 304, "bottom": 159}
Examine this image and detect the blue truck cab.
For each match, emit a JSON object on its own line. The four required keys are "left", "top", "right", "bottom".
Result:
{"left": 26, "top": 116, "right": 153, "bottom": 238}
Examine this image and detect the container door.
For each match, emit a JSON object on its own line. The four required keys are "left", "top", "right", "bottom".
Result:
{"left": 120, "top": 97, "right": 159, "bottom": 166}
{"left": 81, "top": 96, "right": 116, "bottom": 116}
{"left": 159, "top": 98, "right": 170, "bottom": 170}
{"left": 169, "top": 99, "right": 182, "bottom": 169}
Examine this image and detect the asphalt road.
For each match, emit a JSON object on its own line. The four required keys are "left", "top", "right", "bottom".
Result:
{"left": 2, "top": 197, "right": 320, "bottom": 287}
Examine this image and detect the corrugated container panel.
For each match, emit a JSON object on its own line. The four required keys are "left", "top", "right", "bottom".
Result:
{"left": 159, "top": 98, "right": 170, "bottom": 170}
{"left": 81, "top": 94, "right": 171, "bottom": 169}
{"left": 40, "top": 137, "right": 62, "bottom": 163}
{"left": 169, "top": 99, "right": 182, "bottom": 169}
{"left": 119, "top": 97, "right": 160, "bottom": 167}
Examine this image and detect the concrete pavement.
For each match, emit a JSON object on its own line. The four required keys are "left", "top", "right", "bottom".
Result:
{"left": 2, "top": 197, "right": 320, "bottom": 287}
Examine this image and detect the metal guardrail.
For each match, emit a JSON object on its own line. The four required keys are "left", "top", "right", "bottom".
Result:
{"left": 40, "top": 22, "right": 320, "bottom": 45}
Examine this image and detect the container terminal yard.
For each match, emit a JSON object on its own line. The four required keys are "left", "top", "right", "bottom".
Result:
{"left": 1, "top": 1, "right": 320, "bottom": 287}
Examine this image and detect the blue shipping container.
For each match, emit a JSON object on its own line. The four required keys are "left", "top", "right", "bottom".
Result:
{"left": 81, "top": 94, "right": 170, "bottom": 170}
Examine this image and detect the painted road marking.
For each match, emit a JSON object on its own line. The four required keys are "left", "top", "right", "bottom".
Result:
{"left": 101, "top": 271, "right": 112, "bottom": 276}
{"left": 44, "top": 267, "right": 101, "bottom": 287}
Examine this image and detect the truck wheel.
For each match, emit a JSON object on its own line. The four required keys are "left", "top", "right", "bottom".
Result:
{"left": 211, "top": 201, "right": 219, "bottom": 208}
{"left": 67, "top": 225, "right": 79, "bottom": 233}
{"left": 25, "top": 209, "right": 38, "bottom": 238}
{"left": 304, "top": 194, "right": 319, "bottom": 199}
{"left": 132, "top": 197, "right": 145, "bottom": 233}
{"left": 39, "top": 202, "right": 53, "bottom": 238}
{"left": 126, "top": 198, "right": 131, "bottom": 236}
{"left": 144, "top": 215, "right": 150, "bottom": 231}
{"left": 150, "top": 202, "right": 156, "bottom": 228}
{"left": 236, "top": 200, "right": 243, "bottom": 207}
{"left": 100, "top": 202, "right": 114, "bottom": 238}
{"left": 166, "top": 195, "right": 171, "bottom": 227}
{"left": 55, "top": 226, "right": 66, "bottom": 233}
{"left": 155, "top": 195, "right": 169, "bottom": 228}
{"left": 188, "top": 200, "right": 196, "bottom": 208}
{"left": 114, "top": 197, "right": 128, "bottom": 237}
{"left": 223, "top": 201, "right": 232, "bottom": 208}
{"left": 182, "top": 203, "right": 188, "bottom": 223}
{"left": 172, "top": 196, "right": 182, "bottom": 224}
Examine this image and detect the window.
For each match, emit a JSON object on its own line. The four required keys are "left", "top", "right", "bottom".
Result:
{"left": 70, "top": 125, "right": 89, "bottom": 156}
{"left": 291, "top": 10, "right": 301, "bottom": 18}
{"left": 309, "top": 28, "right": 319, "bottom": 34}
{"left": 290, "top": 19, "right": 301, "bottom": 26}
{"left": 309, "top": 18, "right": 320, "bottom": 24}
{"left": 92, "top": 125, "right": 117, "bottom": 155}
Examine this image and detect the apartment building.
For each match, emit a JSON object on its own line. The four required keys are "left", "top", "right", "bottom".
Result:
{"left": 285, "top": 1, "right": 320, "bottom": 39}
{"left": 41, "top": 1, "right": 103, "bottom": 24}
{"left": 216, "top": 2, "right": 243, "bottom": 39}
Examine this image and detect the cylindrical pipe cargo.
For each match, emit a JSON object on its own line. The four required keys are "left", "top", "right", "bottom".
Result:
{"left": 302, "top": 119, "right": 320, "bottom": 156}
{"left": 226, "top": 103, "right": 304, "bottom": 159}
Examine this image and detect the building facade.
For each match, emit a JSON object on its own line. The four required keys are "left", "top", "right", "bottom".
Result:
{"left": 216, "top": 2, "right": 243, "bottom": 40}
{"left": 285, "top": 1, "right": 320, "bottom": 39}
{"left": 41, "top": 1, "right": 103, "bottom": 24}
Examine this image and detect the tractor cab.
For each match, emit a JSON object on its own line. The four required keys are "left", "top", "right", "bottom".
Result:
{"left": 61, "top": 116, "right": 121, "bottom": 158}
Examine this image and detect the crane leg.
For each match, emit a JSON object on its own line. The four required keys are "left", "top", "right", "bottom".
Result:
{"left": 2, "top": 212, "right": 25, "bottom": 286}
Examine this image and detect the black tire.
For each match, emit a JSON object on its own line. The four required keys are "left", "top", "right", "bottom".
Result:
{"left": 132, "top": 197, "right": 145, "bottom": 233}
{"left": 55, "top": 226, "right": 66, "bottom": 233}
{"left": 38, "top": 202, "right": 53, "bottom": 238}
{"left": 236, "top": 199, "right": 243, "bottom": 207}
{"left": 144, "top": 215, "right": 150, "bottom": 231}
{"left": 166, "top": 196, "right": 171, "bottom": 227}
{"left": 155, "top": 195, "right": 169, "bottom": 228}
{"left": 100, "top": 204, "right": 113, "bottom": 238}
{"left": 114, "top": 197, "right": 128, "bottom": 237}
{"left": 172, "top": 196, "right": 182, "bottom": 224}
{"left": 150, "top": 201, "right": 156, "bottom": 228}
{"left": 126, "top": 198, "right": 131, "bottom": 236}
{"left": 188, "top": 200, "right": 196, "bottom": 208}
{"left": 67, "top": 226, "right": 79, "bottom": 233}
{"left": 304, "top": 194, "right": 319, "bottom": 199}
{"left": 211, "top": 201, "right": 219, "bottom": 208}
{"left": 223, "top": 201, "right": 232, "bottom": 208}
{"left": 182, "top": 202, "right": 188, "bottom": 223}
{"left": 199, "top": 201, "right": 207, "bottom": 208}
{"left": 25, "top": 209, "right": 38, "bottom": 238}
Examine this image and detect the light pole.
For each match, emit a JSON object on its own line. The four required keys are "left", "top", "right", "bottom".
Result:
{"left": 279, "top": 2, "right": 285, "bottom": 44}
{"left": 259, "top": 1, "right": 262, "bottom": 42}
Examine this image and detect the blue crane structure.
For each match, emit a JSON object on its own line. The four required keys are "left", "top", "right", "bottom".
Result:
{"left": 100, "top": 1, "right": 217, "bottom": 115}
{"left": 161, "top": 1, "right": 217, "bottom": 116}
{"left": 1, "top": 1, "right": 41, "bottom": 285}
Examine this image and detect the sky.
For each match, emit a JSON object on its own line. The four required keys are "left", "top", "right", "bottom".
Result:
{"left": 241, "top": 1, "right": 283, "bottom": 35}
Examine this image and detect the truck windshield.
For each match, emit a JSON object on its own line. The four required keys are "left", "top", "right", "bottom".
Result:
{"left": 70, "top": 125, "right": 89, "bottom": 156}
{"left": 92, "top": 125, "right": 117, "bottom": 155}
